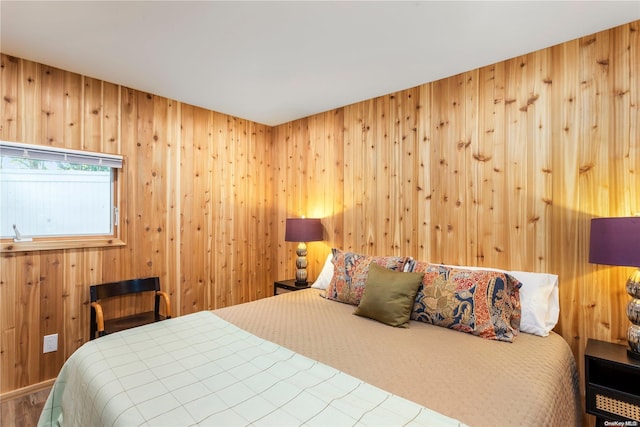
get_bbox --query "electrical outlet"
[43,334,58,353]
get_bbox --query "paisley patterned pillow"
[325,248,409,306]
[410,263,522,342]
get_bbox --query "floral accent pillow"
[410,263,522,342]
[325,248,410,306]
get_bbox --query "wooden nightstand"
[273,279,310,296]
[585,339,640,425]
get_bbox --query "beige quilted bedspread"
[215,289,581,427]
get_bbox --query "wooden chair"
[89,277,171,340]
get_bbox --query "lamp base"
[627,269,640,362]
[294,280,309,287]
[295,242,309,285]
[628,348,640,361]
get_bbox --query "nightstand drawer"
[585,339,640,423]
[587,384,640,421]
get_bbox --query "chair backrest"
[90,277,160,302]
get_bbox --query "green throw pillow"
[354,263,424,327]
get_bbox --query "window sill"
[1,237,126,253]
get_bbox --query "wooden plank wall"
[0,54,274,393]
[0,20,639,410]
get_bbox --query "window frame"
[0,141,126,253]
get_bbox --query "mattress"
[37,309,467,426]
[214,288,582,427]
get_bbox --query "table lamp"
[285,218,323,286]
[589,216,640,359]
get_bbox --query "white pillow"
[438,264,559,337]
[510,270,559,337]
[312,253,334,290]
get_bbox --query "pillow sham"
[509,270,559,337]
[325,248,409,305]
[354,263,424,327]
[404,260,558,337]
[410,263,521,342]
[311,253,334,290]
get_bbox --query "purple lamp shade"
[285,218,323,242]
[589,217,640,267]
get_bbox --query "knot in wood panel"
[473,153,492,162]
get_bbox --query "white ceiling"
[2,1,639,126]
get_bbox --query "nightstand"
[274,279,310,296]
[585,339,640,425]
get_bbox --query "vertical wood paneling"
[149,96,170,283]
[18,60,40,146]
[630,24,640,215]
[375,95,392,254]
[82,77,102,151]
[62,251,84,353]
[504,56,528,269]
[16,253,40,387]
[416,84,432,262]
[211,111,229,308]
[1,55,19,140]
[579,30,616,349]
[462,71,478,264]
[164,98,180,313]
[549,38,582,356]
[191,108,210,310]
[41,66,64,148]
[246,122,272,299]
[62,72,82,149]
[233,118,249,304]
[340,106,357,253]
[327,108,345,254]
[431,75,469,265]
[476,63,507,268]
[134,91,157,279]
[308,110,343,275]
[119,87,137,282]
[228,116,242,302]
[400,88,420,258]
[39,251,64,380]
[0,59,20,391]
[0,253,17,390]
[530,49,553,275]
[609,24,637,340]
[101,81,119,155]
[179,104,208,314]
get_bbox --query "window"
[0,141,123,249]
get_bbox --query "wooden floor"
[0,387,50,427]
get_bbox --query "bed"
[38,252,581,427]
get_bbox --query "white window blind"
[0,141,122,168]
[0,141,122,239]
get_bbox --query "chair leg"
[91,302,105,338]
[154,293,161,321]
[157,291,172,319]
[90,307,96,340]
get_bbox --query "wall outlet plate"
[43,334,58,353]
